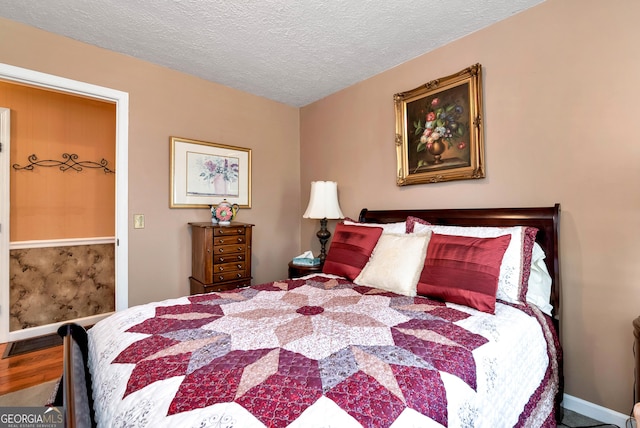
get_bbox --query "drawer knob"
[219,257,225,262]
[219,248,224,253]
[237,264,242,269]
[219,229,226,234]
[237,247,242,251]
[219,267,224,271]
[236,273,242,278]
[219,275,225,280]
[237,238,242,243]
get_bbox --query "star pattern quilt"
[88,275,559,427]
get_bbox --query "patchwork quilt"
[88,275,559,427]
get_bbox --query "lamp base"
[317,218,331,264]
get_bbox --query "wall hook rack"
[12,153,115,174]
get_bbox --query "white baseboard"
[563,393,633,427]
[7,313,112,342]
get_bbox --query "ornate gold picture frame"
[395,63,485,185]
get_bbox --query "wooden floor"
[0,342,63,395]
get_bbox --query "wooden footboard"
[55,323,96,428]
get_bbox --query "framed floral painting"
[170,136,251,208]
[394,63,485,185]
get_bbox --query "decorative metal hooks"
[12,153,115,174]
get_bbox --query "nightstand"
[288,261,323,279]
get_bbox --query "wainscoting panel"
[9,242,115,331]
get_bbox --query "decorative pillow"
[416,233,512,313]
[411,222,538,304]
[406,216,431,233]
[525,243,553,316]
[519,227,538,301]
[322,223,383,281]
[354,231,432,296]
[343,218,407,235]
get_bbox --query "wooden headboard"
[358,204,561,323]
[359,204,563,420]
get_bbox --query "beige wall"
[300,0,640,415]
[0,17,302,307]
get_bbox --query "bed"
[57,205,562,428]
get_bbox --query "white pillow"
[526,243,553,316]
[343,219,407,235]
[412,223,532,304]
[354,231,431,296]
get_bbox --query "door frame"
[0,63,128,342]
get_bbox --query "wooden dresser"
[189,221,253,294]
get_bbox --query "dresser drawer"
[190,277,250,294]
[213,253,245,264]
[214,227,245,237]
[214,243,246,255]
[214,260,246,273]
[213,235,246,246]
[213,270,247,283]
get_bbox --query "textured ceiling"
[0,0,544,107]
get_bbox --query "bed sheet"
[88,275,558,427]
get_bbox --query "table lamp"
[303,181,344,263]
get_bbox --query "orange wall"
[300,0,640,415]
[1,81,116,241]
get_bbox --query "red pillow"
[416,233,511,314]
[322,223,383,280]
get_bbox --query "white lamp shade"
[303,181,344,219]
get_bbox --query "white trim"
[9,236,116,250]
[7,313,112,342]
[0,62,129,342]
[0,108,10,343]
[10,237,116,250]
[114,86,129,313]
[0,64,125,103]
[563,393,632,427]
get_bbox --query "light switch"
[134,214,145,229]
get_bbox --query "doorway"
[0,63,129,343]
